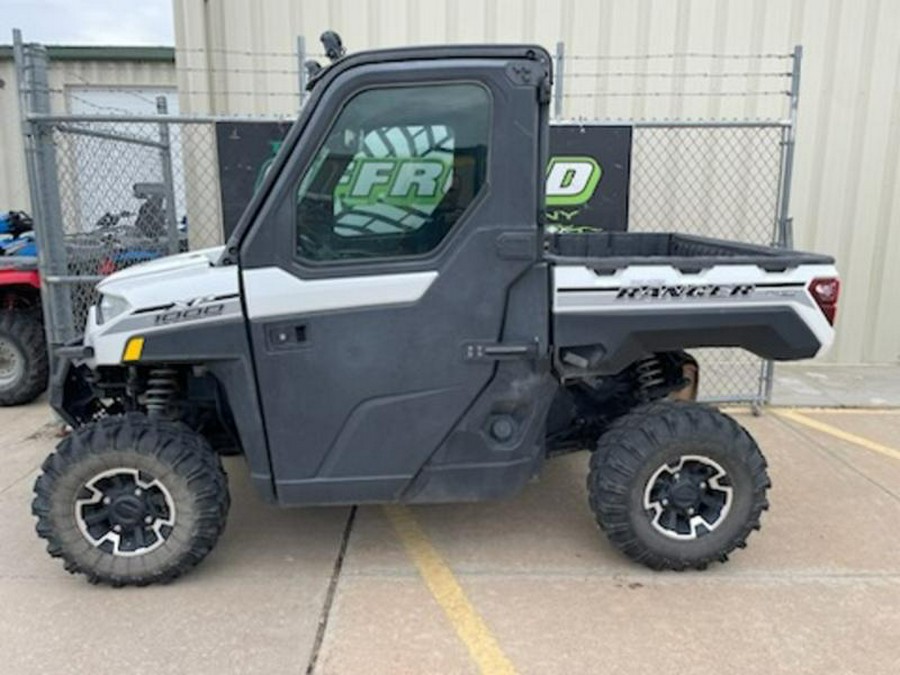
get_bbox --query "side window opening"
[295,84,490,262]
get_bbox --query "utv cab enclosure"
[34,38,839,586]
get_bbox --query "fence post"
[777,45,802,249]
[13,29,77,347]
[297,35,307,108]
[553,40,565,119]
[762,45,803,407]
[12,30,40,232]
[156,96,181,255]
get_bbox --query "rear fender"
[0,269,41,290]
[554,306,824,375]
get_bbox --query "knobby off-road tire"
[588,401,770,571]
[33,413,230,586]
[0,310,48,406]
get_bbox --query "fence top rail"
[25,113,297,124]
[552,118,791,129]
[28,113,792,129]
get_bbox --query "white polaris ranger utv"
[33,38,839,586]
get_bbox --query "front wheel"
[33,413,230,586]
[588,401,770,571]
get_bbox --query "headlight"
[97,294,130,325]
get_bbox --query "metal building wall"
[0,59,26,208]
[183,1,900,364]
[0,52,176,212]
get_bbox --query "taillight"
[808,277,840,325]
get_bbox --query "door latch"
[463,341,540,362]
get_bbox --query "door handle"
[266,322,307,351]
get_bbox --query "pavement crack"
[0,464,40,495]
[305,505,357,675]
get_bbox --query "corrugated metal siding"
[0,58,175,213]
[0,60,27,209]
[99,1,900,363]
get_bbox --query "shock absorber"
[145,367,179,419]
[635,355,665,401]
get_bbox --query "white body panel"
[96,247,231,297]
[552,262,839,354]
[242,267,438,320]
[85,247,239,366]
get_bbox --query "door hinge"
[538,71,552,104]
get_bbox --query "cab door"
[238,48,551,504]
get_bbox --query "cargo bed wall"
[551,260,837,388]
[546,232,832,273]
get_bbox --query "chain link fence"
[627,122,788,402]
[47,118,221,331]
[551,43,800,405]
[14,32,801,406]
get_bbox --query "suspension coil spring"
[145,368,179,419]
[635,356,666,400]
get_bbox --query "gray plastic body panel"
[554,306,823,376]
[133,318,276,501]
[237,46,552,506]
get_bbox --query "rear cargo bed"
[548,231,839,374]
[545,232,833,272]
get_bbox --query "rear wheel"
[33,413,230,586]
[588,401,770,570]
[0,310,48,406]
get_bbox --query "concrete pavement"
[0,398,898,674]
[772,363,900,407]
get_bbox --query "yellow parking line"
[384,505,517,675]
[721,406,900,416]
[775,409,900,461]
[785,407,900,415]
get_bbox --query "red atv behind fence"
[0,257,47,405]
[0,212,48,405]
[0,205,185,406]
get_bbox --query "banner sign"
[547,124,631,232]
[215,122,631,238]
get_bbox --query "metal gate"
[13,33,225,348]
[14,31,801,406]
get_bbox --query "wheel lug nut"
[144,516,153,524]
[661,498,669,506]
[687,507,695,515]
[102,497,111,505]
[113,524,122,533]
[700,481,707,489]
[134,488,142,496]
[673,473,680,480]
